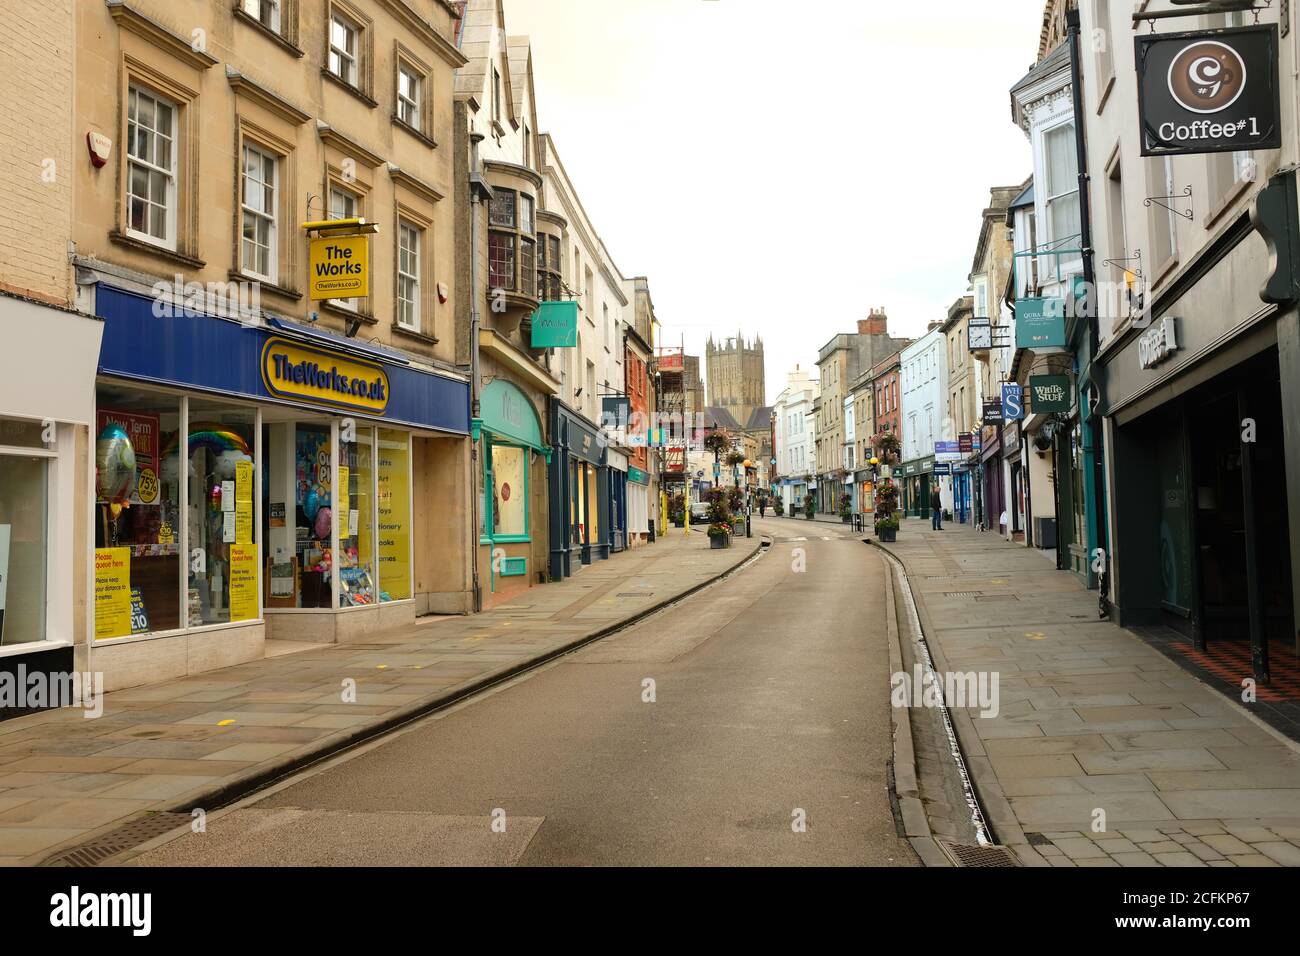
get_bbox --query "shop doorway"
[1186,349,1293,676]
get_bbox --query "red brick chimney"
[858,308,888,336]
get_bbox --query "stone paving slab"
[0,531,759,865]
[878,524,1300,867]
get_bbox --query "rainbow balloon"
[162,425,253,461]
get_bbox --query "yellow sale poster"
[377,430,411,600]
[94,547,132,639]
[228,544,258,622]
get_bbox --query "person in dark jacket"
[931,485,943,531]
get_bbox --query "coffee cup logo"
[1167,40,1246,114]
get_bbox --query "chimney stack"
[858,307,888,336]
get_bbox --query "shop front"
[475,379,550,607]
[1101,192,1300,677]
[855,469,874,515]
[548,399,609,578]
[981,424,1004,533]
[0,295,103,710]
[627,466,651,546]
[89,283,469,690]
[607,449,628,554]
[898,455,935,518]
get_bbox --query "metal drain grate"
[616,592,653,598]
[940,840,1020,867]
[975,594,1020,603]
[41,811,193,867]
[943,591,983,599]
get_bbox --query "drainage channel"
[38,538,773,867]
[871,543,998,855]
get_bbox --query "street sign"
[309,234,369,300]
[933,463,952,476]
[1136,25,1281,156]
[530,301,579,347]
[1015,297,1067,350]
[1029,375,1071,413]
[959,434,973,454]
[1003,382,1025,422]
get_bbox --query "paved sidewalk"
[878,524,1300,867]
[0,530,761,866]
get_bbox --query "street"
[128,520,918,866]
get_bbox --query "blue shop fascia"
[80,273,472,690]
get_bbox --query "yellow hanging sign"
[309,234,369,300]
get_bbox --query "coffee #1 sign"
[1136,25,1281,156]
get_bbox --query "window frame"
[482,441,531,544]
[125,84,179,251]
[396,220,422,331]
[328,10,359,88]
[239,142,279,282]
[242,0,281,32]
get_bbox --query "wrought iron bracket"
[1101,248,1143,279]
[1146,186,1194,221]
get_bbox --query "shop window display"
[376,429,411,601]
[338,428,376,607]
[94,388,181,637]
[489,444,527,539]
[187,403,257,626]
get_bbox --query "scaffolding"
[655,343,688,487]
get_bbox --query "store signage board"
[261,337,390,414]
[530,301,579,348]
[934,441,961,460]
[933,463,952,476]
[1138,316,1180,369]
[1136,25,1281,157]
[1003,383,1025,422]
[309,234,370,300]
[983,400,1005,425]
[1015,298,1067,350]
[1029,375,1071,413]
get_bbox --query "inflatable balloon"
[314,506,332,540]
[304,489,320,522]
[95,423,137,504]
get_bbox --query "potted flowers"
[839,493,853,523]
[705,487,733,548]
[803,492,816,520]
[669,493,686,527]
[875,479,900,542]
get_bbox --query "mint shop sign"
[1136,25,1281,156]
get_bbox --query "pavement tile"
[1138,841,1183,853]
[1053,837,1108,859]
[1151,851,1206,866]
[1186,843,1225,862]
[1201,833,1255,855]
[1110,851,1159,866]
[1225,853,1280,867]
[1252,841,1300,866]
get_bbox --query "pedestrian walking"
[759,496,767,518]
[931,486,943,531]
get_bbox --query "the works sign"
[261,338,390,414]
[1136,25,1280,156]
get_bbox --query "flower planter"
[879,526,898,543]
[709,533,731,549]
[841,515,851,524]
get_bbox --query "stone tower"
[705,332,766,424]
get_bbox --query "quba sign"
[261,338,390,413]
[1136,25,1281,156]
[309,234,370,300]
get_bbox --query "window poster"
[377,431,411,601]
[94,547,132,640]
[228,544,258,622]
[235,459,253,544]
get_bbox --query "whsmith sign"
[1136,25,1281,156]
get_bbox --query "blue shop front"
[88,282,471,690]
[548,398,611,578]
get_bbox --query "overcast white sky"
[504,0,1046,403]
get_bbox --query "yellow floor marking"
[217,719,236,726]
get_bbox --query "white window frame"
[1038,117,1082,280]
[397,64,422,131]
[397,221,421,330]
[126,85,178,251]
[242,0,281,33]
[329,11,359,87]
[328,185,360,312]
[240,143,278,282]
